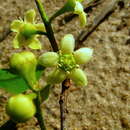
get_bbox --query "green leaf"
[40,84,51,102]
[0,69,29,94]
[0,67,45,94]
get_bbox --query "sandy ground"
[0,0,130,129]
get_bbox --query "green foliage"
[0,68,44,94]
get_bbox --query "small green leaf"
[40,84,51,102]
[0,67,44,94]
[0,69,29,94]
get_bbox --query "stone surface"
[0,0,130,129]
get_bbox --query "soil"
[0,0,130,130]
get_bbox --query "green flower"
[39,34,93,86]
[67,0,87,27]
[10,51,38,90]
[11,9,45,49]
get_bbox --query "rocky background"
[0,0,130,130]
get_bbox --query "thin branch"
[35,0,58,52]
[76,0,121,45]
[59,79,71,130]
[35,92,46,130]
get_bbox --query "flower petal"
[74,48,93,64]
[24,9,36,23]
[13,34,20,48]
[60,34,75,54]
[28,37,42,49]
[11,20,23,32]
[79,12,87,27]
[13,33,26,48]
[69,68,87,86]
[74,2,83,14]
[35,23,46,32]
[39,52,59,67]
[47,68,66,84]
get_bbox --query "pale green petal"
[69,68,87,86]
[74,2,84,14]
[60,34,75,54]
[74,48,93,64]
[11,20,23,32]
[47,68,66,84]
[39,52,59,67]
[13,34,21,48]
[79,12,87,27]
[28,37,42,49]
[24,9,36,23]
[35,23,46,32]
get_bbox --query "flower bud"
[69,68,87,86]
[10,51,37,89]
[74,48,93,64]
[39,52,59,67]
[47,68,66,84]
[6,94,36,122]
[60,34,75,54]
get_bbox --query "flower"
[10,51,38,89]
[11,9,45,49]
[6,94,36,122]
[67,0,87,27]
[39,34,93,86]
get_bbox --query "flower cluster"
[39,34,93,86]
[11,9,45,49]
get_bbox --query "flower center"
[58,54,76,72]
[21,23,37,38]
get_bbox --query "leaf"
[0,69,29,94]
[0,66,45,94]
[40,84,51,102]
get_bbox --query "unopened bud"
[39,52,59,67]
[60,34,75,54]
[10,51,37,89]
[69,68,87,86]
[74,48,93,64]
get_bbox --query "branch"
[35,0,58,52]
[35,92,46,130]
[76,0,121,45]
[59,79,71,130]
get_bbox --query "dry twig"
[76,0,121,46]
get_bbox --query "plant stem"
[35,92,46,130]
[59,79,70,130]
[35,0,58,52]
[49,2,74,22]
